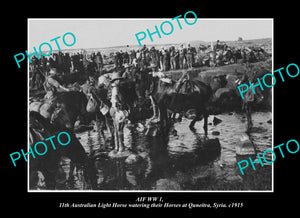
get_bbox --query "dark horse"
[150,71,213,135]
[50,91,89,130]
[31,67,45,90]
[29,111,94,189]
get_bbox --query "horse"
[58,71,87,86]
[31,67,45,90]
[29,111,93,190]
[86,76,140,153]
[50,91,89,130]
[149,71,213,135]
[30,91,88,130]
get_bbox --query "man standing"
[179,44,187,69]
[163,48,170,71]
[95,51,103,72]
[122,64,134,81]
[186,43,195,69]
[109,71,127,154]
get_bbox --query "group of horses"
[28,64,265,189]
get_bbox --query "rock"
[125,154,142,164]
[155,179,181,190]
[212,131,220,136]
[235,134,256,156]
[108,149,132,158]
[191,165,213,183]
[213,117,222,125]
[267,119,272,124]
[225,175,243,183]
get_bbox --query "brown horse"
[30,91,89,130]
[150,71,213,135]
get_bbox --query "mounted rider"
[43,68,70,102]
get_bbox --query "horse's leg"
[117,122,125,153]
[203,110,209,135]
[105,115,113,137]
[159,103,170,135]
[67,160,75,188]
[113,121,119,151]
[189,111,203,131]
[171,112,176,121]
[96,113,106,149]
[245,103,253,131]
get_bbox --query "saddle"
[178,80,201,94]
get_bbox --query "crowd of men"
[29,50,103,77]
[29,40,269,92]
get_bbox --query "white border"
[27,18,274,193]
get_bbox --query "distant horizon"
[28,19,272,53]
[29,37,272,56]
[87,37,272,50]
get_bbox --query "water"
[54,112,272,191]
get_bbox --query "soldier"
[163,48,170,71]
[123,51,129,64]
[129,50,136,65]
[179,44,187,69]
[43,68,70,102]
[186,44,195,69]
[122,64,134,81]
[56,51,64,73]
[214,40,221,51]
[159,48,164,71]
[86,57,98,80]
[170,47,176,70]
[95,51,103,72]
[114,51,121,68]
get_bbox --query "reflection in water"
[35,112,271,190]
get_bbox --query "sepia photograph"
[27,18,273,191]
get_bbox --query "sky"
[28,19,273,52]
